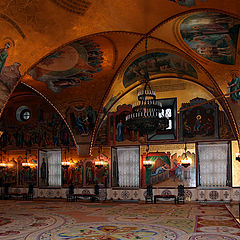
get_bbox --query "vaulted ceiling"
[0,0,240,154]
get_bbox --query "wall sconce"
[0,149,6,169]
[62,149,71,168]
[0,162,7,169]
[143,144,154,168]
[61,161,70,168]
[95,145,108,168]
[181,143,192,168]
[143,159,154,168]
[22,162,31,168]
[22,162,37,169]
[95,160,104,168]
[236,153,240,162]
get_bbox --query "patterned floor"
[0,200,239,239]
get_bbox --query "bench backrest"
[147,185,153,196]
[177,184,184,196]
[69,184,74,194]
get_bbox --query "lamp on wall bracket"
[62,149,70,168]
[0,148,6,169]
[125,35,169,135]
[95,145,104,168]
[22,149,30,168]
[236,152,240,162]
[143,144,154,168]
[181,143,192,168]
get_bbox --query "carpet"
[0,200,239,239]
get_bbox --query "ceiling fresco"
[0,41,21,112]
[0,0,239,154]
[180,12,240,64]
[29,39,103,93]
[123,51,198,88]
[168,0,208,8]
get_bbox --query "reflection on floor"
[0,200,239,239]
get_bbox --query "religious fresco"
[180,12,240,64]
[0,150,38,187]
[168,0,207,7]
[0,42,21,93]
[60,147,110,187]
[62,161,84,187]
[107,104,145,146]
[228,73,240,103]
[0,42,22,112]
[0,156,17,186]
[94,154,109,187]
[103,91,122,114]
[180,97,234,141]
[29,39,103,93]
[0,108,74,149]
[85,161,95,185]
[180,98,219,141]
[19,153,38,186]
[85,159,109,187]
[102,79,220,146]
[141,144,196,187]
[0,89,75,149]
[123,52,197,88]
[226,73,240,135]
[65,105,97,137]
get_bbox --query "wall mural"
[107,104,145,146]
[84,160,109,186]
[228,73,240,103]
[103,91,122,114]
[19,153,38,187]
[180,97,219,141]
[29,39,103,93]
[180,97,234,141]
[0,108,74,148]
[0,42,21,92]
[0,151,38,187]
[66,105,97,137]
[0,42,21,113]
[141,144,196,187]
[180,12,240,65]
[168,0,207,7]
[227,73,240,135]
[62,160,84,187]
[123,52,197,88]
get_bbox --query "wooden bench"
[5,192,28,200]
[67,193,98,202]
[154,194,177,204]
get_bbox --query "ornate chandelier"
[125,36,169,135]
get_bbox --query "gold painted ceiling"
[0,0,240,154]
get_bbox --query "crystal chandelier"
[125,36,169,135]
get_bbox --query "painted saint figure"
[0,43,10,73]
[174,164,184,182]
[228,73,240,103]
[194,115,202,133]
[40,158,47,185]
[117,120,124,141]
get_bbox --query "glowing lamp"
[22,162,31,168]
[62,162,71,168]
[95,160,105,168]
[181,156,192,168]
[143,160,154,168]
[0,162,7,168]
[236,153,240,162]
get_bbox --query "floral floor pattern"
[0,200,239,239]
